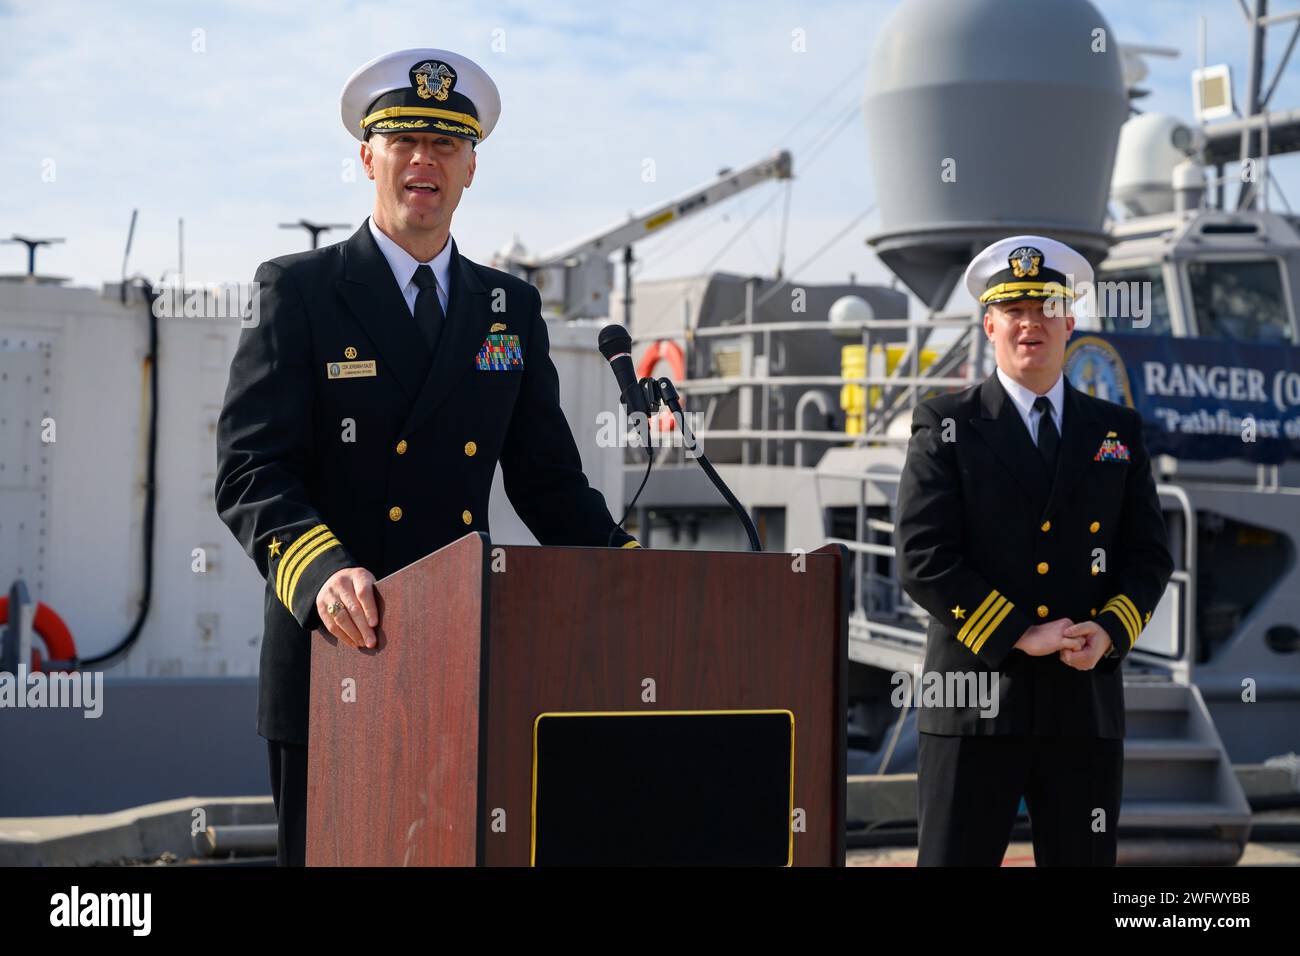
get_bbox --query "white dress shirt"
[367,215,451,316]
[996,366,1064,446]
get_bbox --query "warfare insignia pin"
[1009,246,1043,279]
[489,322,507,333]
[411,60,456,102]
[344,346,358,359]
[1106,430,1117,438]
[476,333,523,371]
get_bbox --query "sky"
[2,0,1298,313]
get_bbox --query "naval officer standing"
[895,235,1173,865]
[215,48,640,866]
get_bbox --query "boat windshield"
[1096,264,1173,336]
[1186,259,1294,343]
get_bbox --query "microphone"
[597,327,762,552]
[598,324,652,453]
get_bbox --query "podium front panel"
[483,545,845,866]
[531,709,794,866]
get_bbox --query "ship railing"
[816,467,927,669]
[1156,482,1198,682]
[630,313,985,468]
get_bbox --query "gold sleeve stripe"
[964,596,1007,648]
[1104,596,1140,643]
[276,524,332,604]
[958,590,1003,646]
[621,540,643,549]
[284,538,342,612]
[1115,594,1142,634]
[1101,598,1139,648]
[1100,600,1135,640]
[970,599,1015,654]
[1113,595,1142,649]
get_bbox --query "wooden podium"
[306,533,847,866]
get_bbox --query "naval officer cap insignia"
[963,234,1094,307]
[340,48,501,145]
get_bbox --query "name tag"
[326,360,377,379]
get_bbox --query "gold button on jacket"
[1036,562,1049,575]
[1090,521,1101,533]
[464,441,477,456]
[389,506,403,522]
[462,509,473,525]
[1036,605,1049,618]
[395,439,408,455]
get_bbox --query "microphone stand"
[639,375,762,553]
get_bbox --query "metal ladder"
[1118,680,1253,863]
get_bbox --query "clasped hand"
[1014,617,1112,670]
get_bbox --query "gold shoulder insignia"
[268,537,282,558]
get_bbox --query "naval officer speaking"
[895,235,1173,866]
[215,48,640,866]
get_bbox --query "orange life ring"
[0,597,78,671]
[636,340,687,431]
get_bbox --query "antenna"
[3,235,65,276]
[1231,0,1300,209]
[1239,0,1267,204]
[121,209,138,297]
[278,219,351,250]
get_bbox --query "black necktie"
[1034,395,1060,473]
[412,264,445,355]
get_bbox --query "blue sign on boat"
[1064,331,1300,463]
